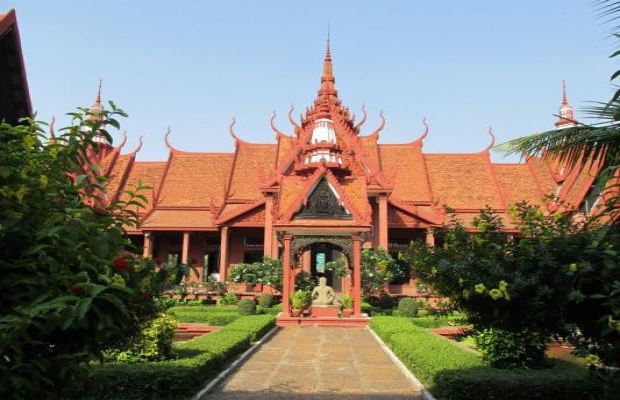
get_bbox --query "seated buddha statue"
[311,277,336,306]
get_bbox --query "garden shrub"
[397,297,419,317]
[104,312,177,363]
[474,328,549,368]
[410,315,464,329]
[375,293,395,309]
[257,293,274,308]
[69,315,276,399]
[169,306,240,325]
[220,293,239,305]
[238,299,257,316]
[371,317,598,400]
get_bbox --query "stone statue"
[311,276,336,306]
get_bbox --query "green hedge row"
[371,317,599,400]
[169,306,241,325]
[69,315,276,400]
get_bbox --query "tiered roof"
[99,42,600,232]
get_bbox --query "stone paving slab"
[197,326,423,399]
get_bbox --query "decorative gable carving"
[294,178,352,220]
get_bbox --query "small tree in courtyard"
[403,203,582,368]
[361,248,408,298]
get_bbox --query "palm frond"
[497,123,620,170]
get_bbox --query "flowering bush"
[228,257,283,292]
[361,248,407,297]
[0,106,166,398]
[403,203,578,367]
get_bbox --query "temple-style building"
[0,9,31,124]
[82,42,601,317]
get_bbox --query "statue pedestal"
[309,306,341,318]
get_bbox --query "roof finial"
[89,79,105,124]
[96,79,102,103]
[555,80,576,129]
[562,79,567,105]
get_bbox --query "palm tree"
[499,1,620,173]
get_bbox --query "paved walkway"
[198,326,423,399]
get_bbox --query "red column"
[143,232,152,258]
[353,235,363,317]
[264,195,274,258]
[425,228,435,247]
[181,232,190,264]
[378,194,388,250]
[282,234,292,317]
[218,227,229,283]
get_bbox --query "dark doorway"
[310,243,343,292]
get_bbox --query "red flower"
[112,257,129,270]
[142,292,153,301]
[69,285,84,296]
[155,259,162,265]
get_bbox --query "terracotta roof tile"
[360,136,380,169]
[106,154,133,201]
[526,157,557,195]
[424,154,503,210]
[159,153,233,207]
[277,176,305,216]
[141,209,215,229]
[563,161,599,208]
[340,177,370,219]
[493,164,545,207]
[228,144,277,200]
[380,144,432,201]
[276,137,294,169]
[119,162,167,213]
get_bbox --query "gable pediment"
[294,177,352,220]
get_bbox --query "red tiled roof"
[379,144,432,202]
[526,157,558,196]
[424,153,503,210]
[227,144,277,200]
[121,162,167,213]
[106,154,134,202]
[158,153,234,207]
[141,209,216,230]
[492,164,545,207]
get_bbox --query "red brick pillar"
[264,195,274,258]
[218,227,229,283]
[282,234,293,317]
[181,232,190,264]
[378,194,388,250]
[353,235,363,318]
[425,228,435,247]
[143,232,152,258]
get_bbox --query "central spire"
[321,39,335,91]
[314,39,339,118]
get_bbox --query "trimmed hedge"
[69,315,276,400]
[371,317,599,400]
[169,306,240,326]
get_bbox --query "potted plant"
[340,294,354,317]
[290,290,309,317]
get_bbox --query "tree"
[0,105,162,399]
[497,0,620,371]
[361,248,407,298]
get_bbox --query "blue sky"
[5,1,616,161]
